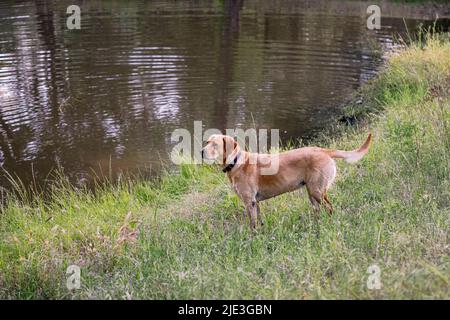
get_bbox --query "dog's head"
[201,134,239,165]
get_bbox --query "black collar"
[222,153,240,173]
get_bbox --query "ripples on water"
[0,0,448,188]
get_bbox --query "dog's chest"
[231,179,239,193]
[230,175,252,197]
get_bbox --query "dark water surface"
[0,0,448,189]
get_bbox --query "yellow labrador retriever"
[201,133,372,229]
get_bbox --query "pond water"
[0,0,448,189]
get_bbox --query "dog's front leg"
[245,199,258,230]
[256,202,263,226]
[235,183,258,230]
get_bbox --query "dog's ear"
[222,136,237,164]
[222,137,228,164]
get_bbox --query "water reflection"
[0,0,448,189]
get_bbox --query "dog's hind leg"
[306,186,332,215]
[306,164,335,215]
[306,187,321,212]
[323,193,333,215]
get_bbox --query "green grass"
[0,33,449,299]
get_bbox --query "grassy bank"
[0,34,449,299]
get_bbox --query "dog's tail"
[326,133,372,164]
